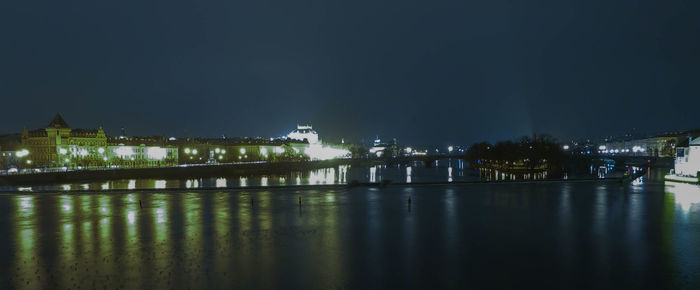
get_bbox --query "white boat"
[666,136,700,184]
[665,173,699,184]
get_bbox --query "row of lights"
[16,145,172,166]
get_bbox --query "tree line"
[465,134,564,176]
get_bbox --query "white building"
[287,125,319,144]
[674,137,700,177]
[107,144,179,166]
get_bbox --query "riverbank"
[0,159,380,186]
[0,176,626,194]
[0,156,646,190]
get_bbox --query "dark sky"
[1,0,699,147]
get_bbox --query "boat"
[665,173,700,184]
[665,137,700,184]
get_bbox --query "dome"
[288,125,319,144]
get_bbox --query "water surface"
[1,168,699,289]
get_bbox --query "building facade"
[674,137,700,177]
[21,114,107,167]
[287,125,319,144]
[600,135,678,157]
[105,144,179,167]
[18,115,179,168]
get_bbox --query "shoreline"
[0,177,627,194]
[0,159,378,186]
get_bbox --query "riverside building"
[17,114,178,168]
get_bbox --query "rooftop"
[47,114,70,129]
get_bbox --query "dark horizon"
[2,1,699,146]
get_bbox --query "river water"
[1,166,699,289]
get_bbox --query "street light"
[448,146,454,153]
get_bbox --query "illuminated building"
[369,138,399,158]
[11,117,349,169]
[20,114,107,167]
[174,138,317,164]
[287,125,319,144]
[104,145,179,167]
[599,134,679,157]
[673,137,700,178]
[17,115,179,168]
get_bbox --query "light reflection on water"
[665,181,700,214]
[2,169,700,288]
[2,160,633,193]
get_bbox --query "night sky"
[1,0,699,146]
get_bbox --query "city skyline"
[2,113,698,149]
